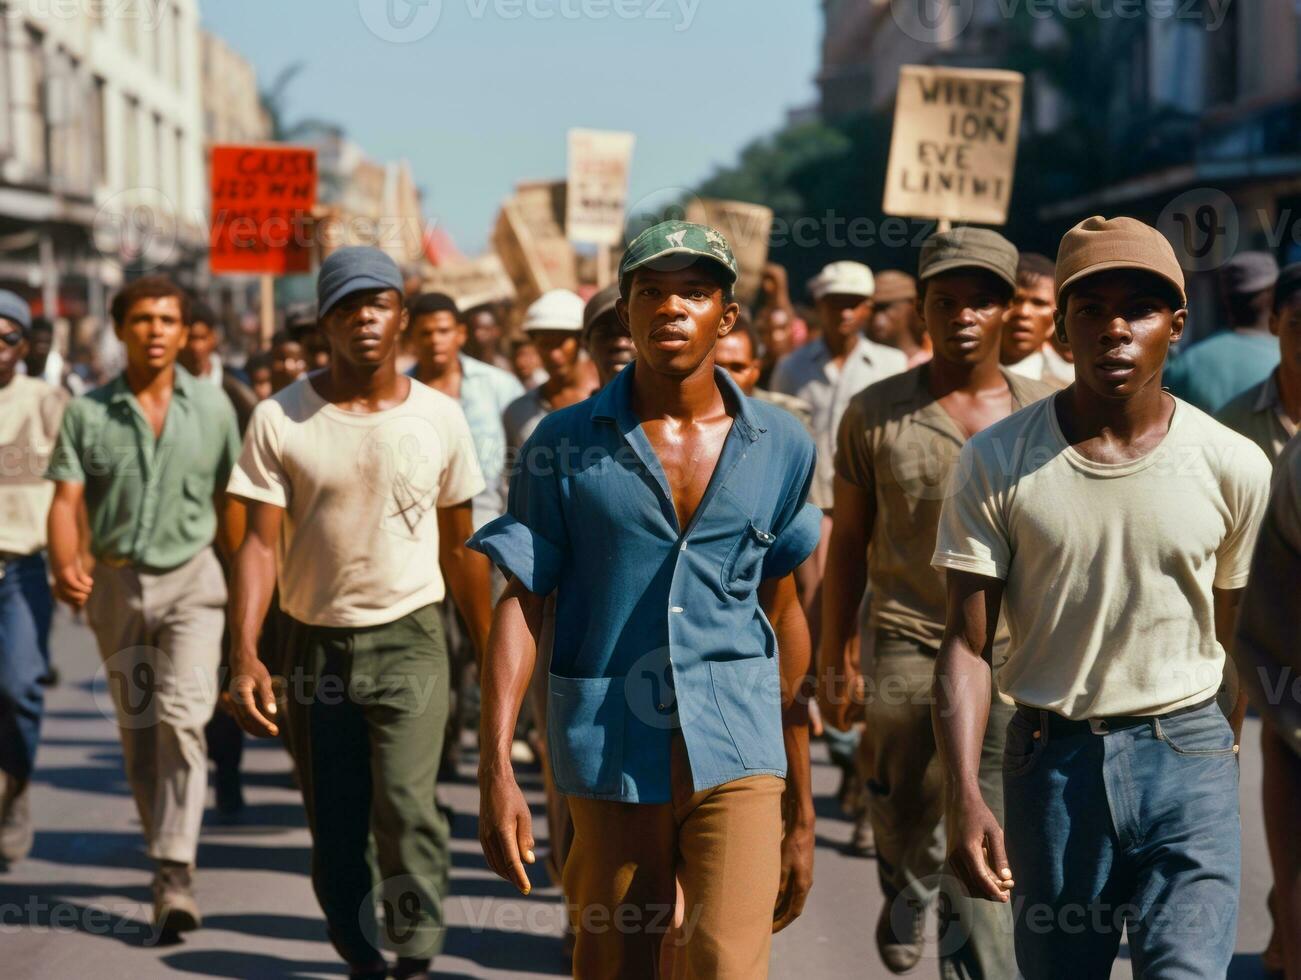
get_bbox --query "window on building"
[171,3,183,87]
[22,25,49,178]
[124,95,141,188]
[152,111,165,198]
[91,76,107,187]
[1203,0,1239,106]
[174,127,186,211]
[0,8,11,160]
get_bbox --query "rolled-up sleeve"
[467,424,569,596]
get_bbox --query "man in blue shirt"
[470,220,821,978]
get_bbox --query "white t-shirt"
[229,376,485,627]
[0,375,66,554]
[932,394,1271,719]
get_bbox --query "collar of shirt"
[107,364,194,408]
[1255,369,1299,439]
[896,364,1047,443]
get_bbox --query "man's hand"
[479,765,536,895]
[228,655,279,738]
[773,816,814,932]
[53,560,94,608]
[948,792,1014,903]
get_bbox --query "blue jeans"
[1002,700,1240,979]
[0,552,53,783]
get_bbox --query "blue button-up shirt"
[468,363,821,803]
[409,354,524,530]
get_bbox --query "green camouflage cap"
[619,220,739,292]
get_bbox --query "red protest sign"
[209,145,317,275]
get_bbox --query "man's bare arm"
[762,572,815,932]
[933,568,1013,903]
[226,498,283,738]
[437,501,494,665]
[478,576,546,895]
[48,480,93,607]
[1213,586,1247,744]
[817,475,875,730]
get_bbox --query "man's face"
[26,328,52,361]
[1064,270,1185,399]
[511,341,543,384]
[411,311,464,373]
[0,319,27,386]
[180,320,219,376]
[585,312,635,386]
[713,331,760,395]
[759,309,793,361]
[866,299,916,348]
[617,265,739,377]
[250,365,273,400]
[530,330,582,383]
[271,340,306,391]
[467,310,503,356]
[1270,294,1301,377]
[817,293,872,344]
[320,288,407,369]
[116,296,188,373]
[293,325,331,370]
[920,271,1009,367]
[1002,275,1056,363]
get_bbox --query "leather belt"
[1014,695,1219,736]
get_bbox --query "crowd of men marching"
[0,211,1298,980]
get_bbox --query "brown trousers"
[563,737,784,980]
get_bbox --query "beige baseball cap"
[1054,216,1186,307]
[809,261,875,300]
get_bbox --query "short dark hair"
[111,276,190,329]
[407,292,460,320]
[1016,253,1056,288]
[28,317,53,335]
[269,330,297,350]
[188,299,219,330]
[620,258,735,305]
[510,337,537,355]
[246,351,273,373]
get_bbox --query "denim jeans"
[0,552,53,783]
[1003,700,1241,979]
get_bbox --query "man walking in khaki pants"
[45,276,244,934]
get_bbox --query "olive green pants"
[864,631,1016,980]
[282,603,450,968]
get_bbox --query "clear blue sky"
[200,0,822,255]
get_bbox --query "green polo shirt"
[45,366,241,569]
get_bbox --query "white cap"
[522,289,585,334]
[808,261,875,301]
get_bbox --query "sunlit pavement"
[0,608,1273,979]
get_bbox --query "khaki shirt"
[836,364,1053,650]
[0,376,66,555]
[1215,370,1297,465]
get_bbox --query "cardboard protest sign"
[493,181,578,308]
[422,253,516,311]
[209,145,317,274]
[882,66,1024,226]
[685,198,773,305]
[566,128,635,246]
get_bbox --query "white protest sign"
[883,66,1024,226]
[566,129,636,246]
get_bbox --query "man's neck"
[319,358,404,407]
[823,330,857,363]
[124,361,175,401]
[631,359,724,424]
[25,355,47,377]
[1278,364,1301,423]
[182,358,211,379]
[1062,374,1169,444]
[894,331,921,359]
[1232,320,1272,337]
[927,351,1005,398]
[0,372,15,390]
[416,355,461,387]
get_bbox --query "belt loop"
[1036,708,1050,745]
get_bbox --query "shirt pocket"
[720,521,777,598]
[181,471,211,525]
[708,658,786,771]
[547,673,626,796]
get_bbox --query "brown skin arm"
[48,481,94,608]
[932,569,1015,903]
[437,501,494,664]
[478,576,546,895]
[214,492,246,566]
[226,498,283,738]
[817,475,876,731]
[762,572,815,932]
[1213,586,1248,745]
